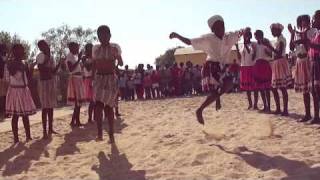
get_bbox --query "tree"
[0,31,31,60]
[155,46,183,67]
[40,24,97,61]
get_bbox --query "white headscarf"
[207,15,224,29]
[270,23,284,31]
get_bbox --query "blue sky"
[0,0,320,68]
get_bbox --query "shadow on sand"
[211,144,320,180]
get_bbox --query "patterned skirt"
[294,58,311,93]
[83,77,93,101]
[93,74,118,108]
[253,59,272,90]
[309,60,320,90]
[38,78,57,108]
[240,66,256,91]
[6,86,36,116]
[67,75,86,105]
[271,58,293,88]
[201,61,221,92]
[0,79,8,97]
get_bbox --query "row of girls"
[1,25,122,144]
[239,10,320,124]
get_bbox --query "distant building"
[173,44,244,66]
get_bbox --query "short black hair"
[97,25,110,35]
[255,30,264,37]
[37,40,47,48]
[68,42,78,49]
[12,44,24,57]
[297,15,310,29]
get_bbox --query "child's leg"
[22,115,32,141]
[266,89,271,111]
[280,87,289,116]
[301,93,311,121]
[105,105,115,143]
[311,88,320,123]
[70,107,76,126]
[95,101,104,140]
[246,91,253,109]
[42,109,48,138]
[253,91,259,110]
[48,108,57,134]
[75,105,82,126]
[88,101,95,122]
[260,90,267,111]
[11,115,19,143]
[272,89,281,114]
[197,89,220,124]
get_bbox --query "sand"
[1,90,320,180]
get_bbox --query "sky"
[1,0,320,68]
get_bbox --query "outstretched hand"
[169,32,178,39]
[288,24,294,35]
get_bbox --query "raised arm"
[235,43,241,60]
[169,32,191,45]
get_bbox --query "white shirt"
[240,43,255,67]
[4,64,28,86]
[36,52,55,68]
[191,31,240,63]
[83,58,93,77]
[66,53,82,75]
[92,43,122,60]
[254,42,271,61]
[273,34,286,58]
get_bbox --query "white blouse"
[191,31,241,64]
[240,43,255,67]
[66,53,82,75]
[273,34,287,58]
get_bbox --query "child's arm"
[169,32,191,45]
[52,60,62,74]
[235,44,241,60]
[288,24,296,51]
[252,43,257,61]
[67,52,82,72]
[263,41,284,57]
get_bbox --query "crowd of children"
[0,9,320,144]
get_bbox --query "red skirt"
[83,77,93,101]
[253,59,272,90]
[240,66,256,91]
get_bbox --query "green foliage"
[0,31,31,60]
[155,46,183,67]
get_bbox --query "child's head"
[297,15,311,30]
[208,15,225,38]
[270,23,284,37]
[84,43,93,57]
[312,10,320,29]
[243,27,252,43]
[0,44,7,56]
[68,42,79,55]
[37,40,50,55]
[97,25,111,45]
[125,65,129,70]
[254,30,264,42]
[12,44,25,61]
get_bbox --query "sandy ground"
[1,90,320,180]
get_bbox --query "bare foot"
[196,109,204,125]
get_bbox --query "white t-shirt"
[4,64,28,86]
[83,58,93,77]
[191,31,241,64]
[66,53,82,75]
[254,42,271,61]
[240,43,255,67]
[92,43,122,61]
[273,34,287,58]
[36,52,55,68]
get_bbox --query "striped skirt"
[83,77,93,101]
[240,66,256,91]
[294,58,311,93]
[201,61,221,92]
[271,58,293,88]
[67,75,86,105]
[253,59,272,90]
[93,74,118,108]
[6,86,36,116]
[38,78,57,108]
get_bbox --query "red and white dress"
[309,28,320,90]
[240,43,256,91]
[271,35,292,88]
[66,53,85,105]
[5,64,36,116]
[253,42,272,90]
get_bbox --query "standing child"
[301,10,320,124]
[263,23,291,116]
[92,25,123,143]
[151,66,161,98]
[127,76,135,100]
[66,42,85,127]
[36,40,61,139]
[6,44,36,144]
[143,73,152,99]
[288,15,314,122]
[170,15,244,124]
[253,30,273,112]
[235,28,259,110]
[82,43,95,123]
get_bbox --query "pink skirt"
[271,58,293,88]
[240,66,256,91]
[253,59,272,90]
[6,86,36,116]
[38,78,57,108]
[67,75,86,105]
[83,77,93,101]
[294,58,311,93]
